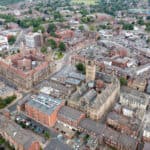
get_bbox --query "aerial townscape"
[0,0,150,150]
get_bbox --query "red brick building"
[0,50,55,89]
[106,111,140,137]
[54,106,85,138]
[109,49,127,57]
[71,55,105,70]
[56,29,74,40]
[57,106,85,127]
[103,127,138,150]
[0,115,41,150]
[112,58,129,69]
[25,93,64,127]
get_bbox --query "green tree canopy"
[59,42,66,51]
[76,63,85,74]
[145,22,150,32]
[8,36,16,45]
[119,77,127,86]
[41,46,47,53]
[47,23,57,35]
[47,39,57,49]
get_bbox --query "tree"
[79,25,84,31]
[47,23,57,34]
[53,11,64,21]
[123,23,134,30]
[18,18,43,28]
[44,131,50,140]
[81,16,93,24]
[28,8,32,14]
[146,37,150,44]
[33,26,45,33]
[92,0,139,16]
[76,63,85,74]
[119,77,127,86]
[83,134,90,143]
[80,9,89,16]
[41,46,47,53]
[137,18,144,25]
[8,36,16,45]
[59,42,66,51]
[145,23,150,32]
[0,14,16,23]
[47,39,57,49]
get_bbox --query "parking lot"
[15,113,58,140]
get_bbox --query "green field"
[72,0,97,5]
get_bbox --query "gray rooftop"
[120,93,149,106]
[26,93,62,115]
[103,127,137,150]
[0,86,14,96]
[0,115,38,149]
[81,89,97,104]
[107,111,140,132]
[70,84,88,101]
[68,72,85,81]
[79,118,105,136]
[58,106,84,122]
[65,78,81,85]
[44,139,72,150]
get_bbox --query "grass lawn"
[0,95,16,109]
[54,51,64,60]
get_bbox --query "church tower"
[85,59,96,82]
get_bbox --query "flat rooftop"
[58,106,84,122]
[26,93,62,115]
[65,78,81,85]
[79,118,105,136]
[44,139,71,150]
[68,72,85,81]
[0,86,14,96]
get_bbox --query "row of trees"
[117,20,134,30]
[41,40,66,54]
[0,14,45,31]
[48,39,66,51]
[136,18,150,32]
[90,0,139,16]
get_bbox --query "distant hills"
[0,0,24,6]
